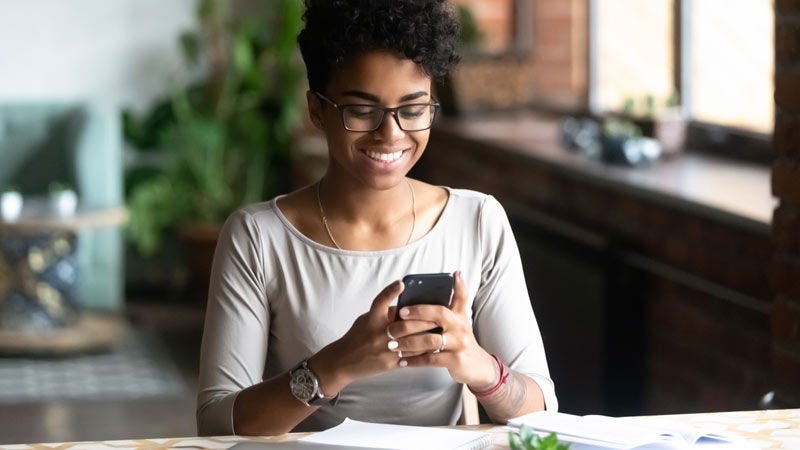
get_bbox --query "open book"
[508,412,747,449]
[297,418,492,449]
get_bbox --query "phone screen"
[395,273,453,331]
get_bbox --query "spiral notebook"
[297,418,493,449]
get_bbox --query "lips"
[362,149,405,162]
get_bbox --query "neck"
[318,174,412,224]
[316,174,416,250]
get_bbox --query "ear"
[306,90,324,130]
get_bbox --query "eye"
[346,106,380,118]
[399,105,427,119]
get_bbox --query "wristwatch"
[289,360,338,406]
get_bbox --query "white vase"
[1,191,24,220]
[51,189,78,217]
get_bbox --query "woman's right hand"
[307,279,436,396]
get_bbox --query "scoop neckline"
[272,186,454,256]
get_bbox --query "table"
[0,201,127,353]
[5,409,799,449]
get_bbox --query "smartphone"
[395,273,454,332]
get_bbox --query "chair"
[459,385,481,425]
[0,102,124,311]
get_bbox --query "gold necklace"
[316,178,416,250]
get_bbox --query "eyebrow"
[340,90,429,103]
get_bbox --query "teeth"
[365,150,403,162]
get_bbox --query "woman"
[197,0,557,436]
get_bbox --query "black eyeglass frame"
[313,91,440,132]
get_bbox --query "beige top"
[196,188,557,435]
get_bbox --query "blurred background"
[0,0,796,445]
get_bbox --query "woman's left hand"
[392,271,499,389]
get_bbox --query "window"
[591,0,774,137]
[688,0,773,134]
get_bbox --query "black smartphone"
[395,273,454,332]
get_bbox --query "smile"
[363,149,405,162]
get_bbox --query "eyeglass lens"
[342,104,436,131]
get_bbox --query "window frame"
[588,0,774,165]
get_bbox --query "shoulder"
[441,187,505,218]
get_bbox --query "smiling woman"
[196,0,557,437]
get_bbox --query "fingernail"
[395,280,404,289]
[387,340,399,350]
[399,308,409,318]
[399,359,408,368]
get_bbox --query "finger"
[397,303,448,324]
[396,332,446,354]
[391,319,440,338]
[402,351,446,368]
[449,270,468,316]
[387,306,398,322]
[370,280,404,319]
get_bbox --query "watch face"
[290,367,318,402]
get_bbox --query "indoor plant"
[124,0,305,257]
[621,92,686,157]
[509,428,570,450]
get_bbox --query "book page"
[298,418,492,450]
[510,412,744,449]
[510,412,679,448]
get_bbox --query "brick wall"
[771,0,800,406]
[447,0,588,113]
[531,0,588,110]
[453,0,514,53]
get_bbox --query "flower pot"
[631,108,687,158]
[177,223,221,305]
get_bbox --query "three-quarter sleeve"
[472,196,558,411]
[196,209,270,435]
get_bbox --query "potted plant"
[509,428,570,450]
[621,92,686,158]
[0,186,23,221]
[123,0,305,299]
[600,117,663,165]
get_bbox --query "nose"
[374,110,405,140]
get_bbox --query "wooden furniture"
[413,113,773,415]
[7,409,800,449]
[0,201,127,353]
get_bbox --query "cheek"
[324,129,364,163]
[411,132,430,154]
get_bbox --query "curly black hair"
[297,0,460,92]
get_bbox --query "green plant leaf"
[122,0,304,255]
[508,430,571,450]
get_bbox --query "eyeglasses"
[314,91,440,132]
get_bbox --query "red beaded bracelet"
[469,354,509,398]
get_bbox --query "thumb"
[450,271,468,315]
[369,279,404,318]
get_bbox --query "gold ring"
[385,325,396,340]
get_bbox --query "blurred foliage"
[621,90,681,118]
[457,3,484,52]
[509,428,571,450]
[123,0,305,256]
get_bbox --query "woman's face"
[309,51,434,191]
